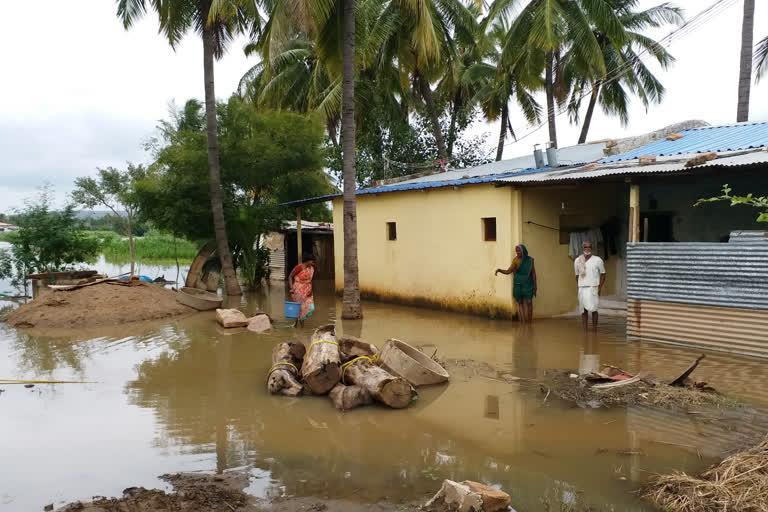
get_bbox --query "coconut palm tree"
[116,0,260,296]
[490,0,627,148]
[563,1,682,143]
[247,0,363,317]
[737,0,755,122]
[340,0,361,319]
[464,19,543,160]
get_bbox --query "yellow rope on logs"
[306,339,339,355]
[341,356,375,384]
[265,362,299,381]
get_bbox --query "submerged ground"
[2,279,767,511]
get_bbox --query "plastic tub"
[284,301,301,319]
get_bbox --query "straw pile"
[642,437,768,511]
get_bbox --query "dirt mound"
[56,472,421,512]
[6,282,195,329]
[58,473,253,512]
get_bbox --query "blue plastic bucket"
[284,301,301,319]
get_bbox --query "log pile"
[265,324,429,411]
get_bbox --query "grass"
[0,229,198,266]
[642,436,768,511]
[97,231,199,265]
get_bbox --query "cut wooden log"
[666,133,683,141]
[342,357,415,409]
[670,354,706,387]
[267,342,306,397]
[329,383,372,410]
[338,335,379,363]
[301,324,341,395]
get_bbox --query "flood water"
[2,277,768,511]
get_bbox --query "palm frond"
[755,35,768,83]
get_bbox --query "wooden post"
[297,206,303,263]
[629,184,640,243]
[643,217,649,242]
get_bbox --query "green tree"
[464,18,543,161]
[72,164,146,278]
[116,0,261,296]
[0,188,100,295]
[696,184,768,224]
[136,96,333,288]
[737,0,755,122]
[489,0,628,148]
[563,1,682,144]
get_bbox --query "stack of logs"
[267,324,416,410]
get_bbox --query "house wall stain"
[333,185,519,319]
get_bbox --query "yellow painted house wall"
[332,184,522,318]
[520,183,624,317]
[332,181,625,319]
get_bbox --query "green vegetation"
[133,97,332,288]
[697,184,768,223]
[0,188,101,294]
[96,232,198,265]
[73,164,146,276]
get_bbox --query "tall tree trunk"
[545,51,558,148]
[341,0,361,320]
[203,24,241,296]
[578,82,600,144]
[737,0,755,122]
[447,90,462,157]
[496,103,508,161]
[127,216,135,278]
[416,69,448,160]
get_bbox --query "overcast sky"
[1,0,766,211]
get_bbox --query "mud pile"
[6,282,195,329]
[58,473,252,512]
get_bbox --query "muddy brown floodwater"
[2,281,768,511]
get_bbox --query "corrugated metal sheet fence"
[626,243,768,358]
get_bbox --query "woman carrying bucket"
[288,253,316,327]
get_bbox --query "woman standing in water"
[495,245,537,322]
[289,253,316,327]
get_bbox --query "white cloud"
[0,0,766,211]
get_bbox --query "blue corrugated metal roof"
[279,165,558,205]
[601,122,768,163]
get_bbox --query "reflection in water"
[3,281,768,511]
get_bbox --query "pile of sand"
[5,282,195,329]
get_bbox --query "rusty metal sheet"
[627,299,768,359]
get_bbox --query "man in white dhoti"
[574,241,606,330]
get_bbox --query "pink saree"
[290,264,315,321]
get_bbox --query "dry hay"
[642,437,768,512]
[542,370,739,410]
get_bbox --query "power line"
[494,0,739,155]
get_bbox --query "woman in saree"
[495,244,537,322]
[289,253,316,327]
